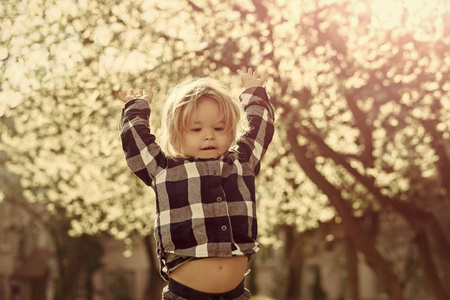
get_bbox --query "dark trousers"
[162,279,251,300]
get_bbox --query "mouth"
[201,146,217,150]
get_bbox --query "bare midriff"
[170,256,248,293]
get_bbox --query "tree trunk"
[422,211,450,268]
[287,128,405,300]
[305,127,450,299]
[54,240,84,300]
[143,235,166,300]
[284,225,303,300]
[86,272,94,300]
[415,229,449,300]
[423,215,450,296]
[344,237,359,300]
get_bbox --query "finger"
[147,87,153,103]
[139,89,144,96]
[248,68,253,75]
[119,92,128,102]
[129,89,135,95]
[261,70,268,83]
[241,67,247,74]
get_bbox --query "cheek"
[175,133,190,152]
[172,140,183,154]
[183,134,199,146]
[227,130,235,143]
[221,134,233,147]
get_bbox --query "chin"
[199,154,220,159]
[197,150,222,159]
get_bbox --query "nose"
[204,129,214,140]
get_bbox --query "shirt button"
[221,225,227,231]
[216,197,222,202]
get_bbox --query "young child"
[118,67,275,299]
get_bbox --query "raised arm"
[118,87,166,186]
[236,68,275,173]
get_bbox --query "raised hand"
[237,67,268,89]
[119,87,153,103]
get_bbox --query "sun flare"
[370,0,444,28]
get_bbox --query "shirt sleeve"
[119,99,167,186]
[237,87,275,174]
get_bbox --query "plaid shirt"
[119,87,275,281]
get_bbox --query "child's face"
[180,97,232,159]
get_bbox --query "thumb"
[260,71,268,83]
[146,87,153,103]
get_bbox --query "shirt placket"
[206,160,232,248]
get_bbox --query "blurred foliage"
[0,0,449,280]
[1,0,450,299]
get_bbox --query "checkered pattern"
[119,87,275,281]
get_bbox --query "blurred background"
[1,0,449,299]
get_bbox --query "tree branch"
[287,126,404,300]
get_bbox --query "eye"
[214,127,224,131]
[190,128,202,132]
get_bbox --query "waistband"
[168,279,245,300]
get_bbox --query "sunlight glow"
[370,0,444,33]
[0,90,23,116]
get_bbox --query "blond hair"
[160,77,248,158]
